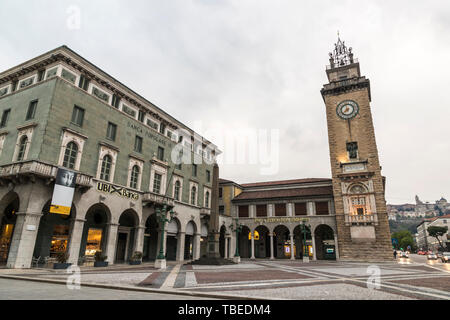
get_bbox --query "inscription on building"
[97,182,139,200]
[253,217,310,224]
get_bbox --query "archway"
[116,209,139,263]
[315,224,336,260]
[0,192,19,264]
[143,214,158,261]
[293,224,312,259]
[79,203,111,263]
[166,217,180,261]
[33,200,76,261]
[254,225,270,258]
[238,226,251,258]
[273,225,290,259]
[184,221,196,260]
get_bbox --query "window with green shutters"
[106,122,117,141]
[134,135,142,153]
[130,165,140,189]
[16,136,28,161]
[63,141,78,169]
[26,100,38,120]
[0,109,11,128]
[71,105,84,127]
[153,173,162,194]
[100,155,112,181]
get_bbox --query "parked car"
[441,252,450,263]
[427,253,438,260]
[417,251,425,255]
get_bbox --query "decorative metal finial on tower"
[328,33,354,68]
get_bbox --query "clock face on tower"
[336,100,359,120]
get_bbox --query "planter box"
[94,261,109,267]
[128,260,141,265]
[53,263,72,269]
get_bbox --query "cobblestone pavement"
[0,258,449,300]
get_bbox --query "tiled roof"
[232,186,333,201]
[240,178,331,188]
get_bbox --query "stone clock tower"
[321,37,392,261]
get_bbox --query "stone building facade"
[0,46,220,268]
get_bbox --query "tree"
[391,230,415,251]
[427,226,448,251]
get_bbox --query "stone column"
[6,212,42,269]
[290,234,295,260]
[105,223,119,265]
[250,232,255,259]
[176,231,186,262]
[269,232,274,259]
[193,233,201,260]
[334,234,340,260]
[67,218,86,265]
[133,226,146,254]
[311,234,317,261]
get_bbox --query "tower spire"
[328,33,354,69]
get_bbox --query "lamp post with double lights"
[299,220,311,263]
[154,204,175,269]
[229,218,243,263]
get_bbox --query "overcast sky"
[1,0,449,204]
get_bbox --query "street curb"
[0,274,272,300]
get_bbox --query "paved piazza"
[0,255,449,300]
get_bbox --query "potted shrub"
[53,252,71,269]
[129,251,143,265]
[94,251,108,267]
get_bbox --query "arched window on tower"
[63,141,78,169]
[349,184,369,216]
[100,155,112,182]
[205,191,210,208]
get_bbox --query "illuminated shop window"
[248,231,259,240]
[50,225,69,257]
[85,228,102,256]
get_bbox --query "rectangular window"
[0,109,10,128]
[219,188,222,198]
[256,205,267,217]
[26,100,38,120]
[11,80,18,92]
[71,105,85,127]
[157,146,164,161]
[153,173,162,194]
[206,170,211,183]
[19,77,34,89]
[219,206,225,215]
[46,67,58,80]
[274,204,286,217]
[238,205,249,218]
[192,164,197,177]
[134,135,143,153]
[294,203,307,216]
[138,110,145,122]
[315,202,329,215]
[147,118,158,130]
[61,69,77,84]
[159,122,166,134]
[106,122,117,141]
[37,69,45,82]
[92,86,110,103]
[78,75,90,91]
[122,104,137,118]
[111,94,121,109]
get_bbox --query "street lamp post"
[229,218,243,263]
[154,204,175,269]
[300,221,311,263]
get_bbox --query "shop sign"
[96,182,139,200]
[253,217,310,224]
